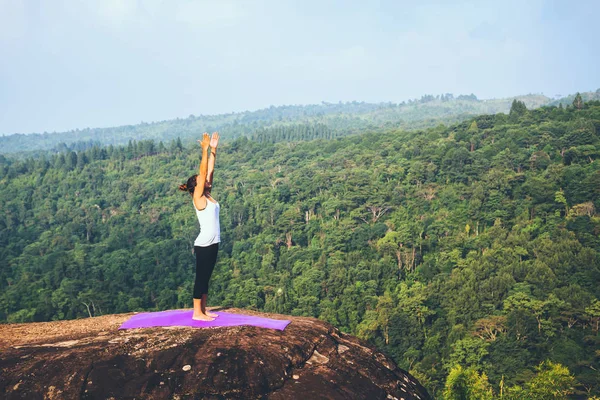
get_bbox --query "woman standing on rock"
[179,132,221,321]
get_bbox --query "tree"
[509,100,527,121]
[377,229,417,276]
[504,292,565,336]
[573,92,583,110]
[471,316,507,342]
[586,299,600,333]
[443,365,493,400]
[468,121,479,133]
[566,118,597,146]
[523,361,575,399]
[396,282,434,328]
[356,292,395,344]
[65,151,78,170]
[76,152,88,170]
[446,337,490,371]
[554,189,568,216]
[467,121,479,151]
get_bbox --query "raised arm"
[207,132,219,185]
[194,133,210,210]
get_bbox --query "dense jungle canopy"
[1,96,599,397]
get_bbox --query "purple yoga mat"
[118,309,291,331]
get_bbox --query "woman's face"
[204,181,212,194]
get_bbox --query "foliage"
[443,365,493,400]
[1,99,600,397]
[504,361,575,399]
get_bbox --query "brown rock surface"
[0,307,431,400]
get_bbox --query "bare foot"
[192,313,215,321]
[206,311,219,317]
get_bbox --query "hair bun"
[179,183,188,191]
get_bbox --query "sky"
[0,0,598,135]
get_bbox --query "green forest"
[1,96,599,398]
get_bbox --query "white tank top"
[194,199,221,247]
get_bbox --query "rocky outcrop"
[0,308,431,399]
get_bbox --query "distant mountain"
[548,88,600,106]
[1,89,597,155]
[0,92,556,155]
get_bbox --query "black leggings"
[193,243,219,298]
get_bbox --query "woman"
[179,132,221,321]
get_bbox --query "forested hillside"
[0,92,553,155]
[550,89,600,107]
[1,100,599,397]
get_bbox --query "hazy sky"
[1,0,598,135]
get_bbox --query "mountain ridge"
[0,91,571,155]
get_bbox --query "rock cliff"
[0,307,431,400]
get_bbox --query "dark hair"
[179,175,198,195]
